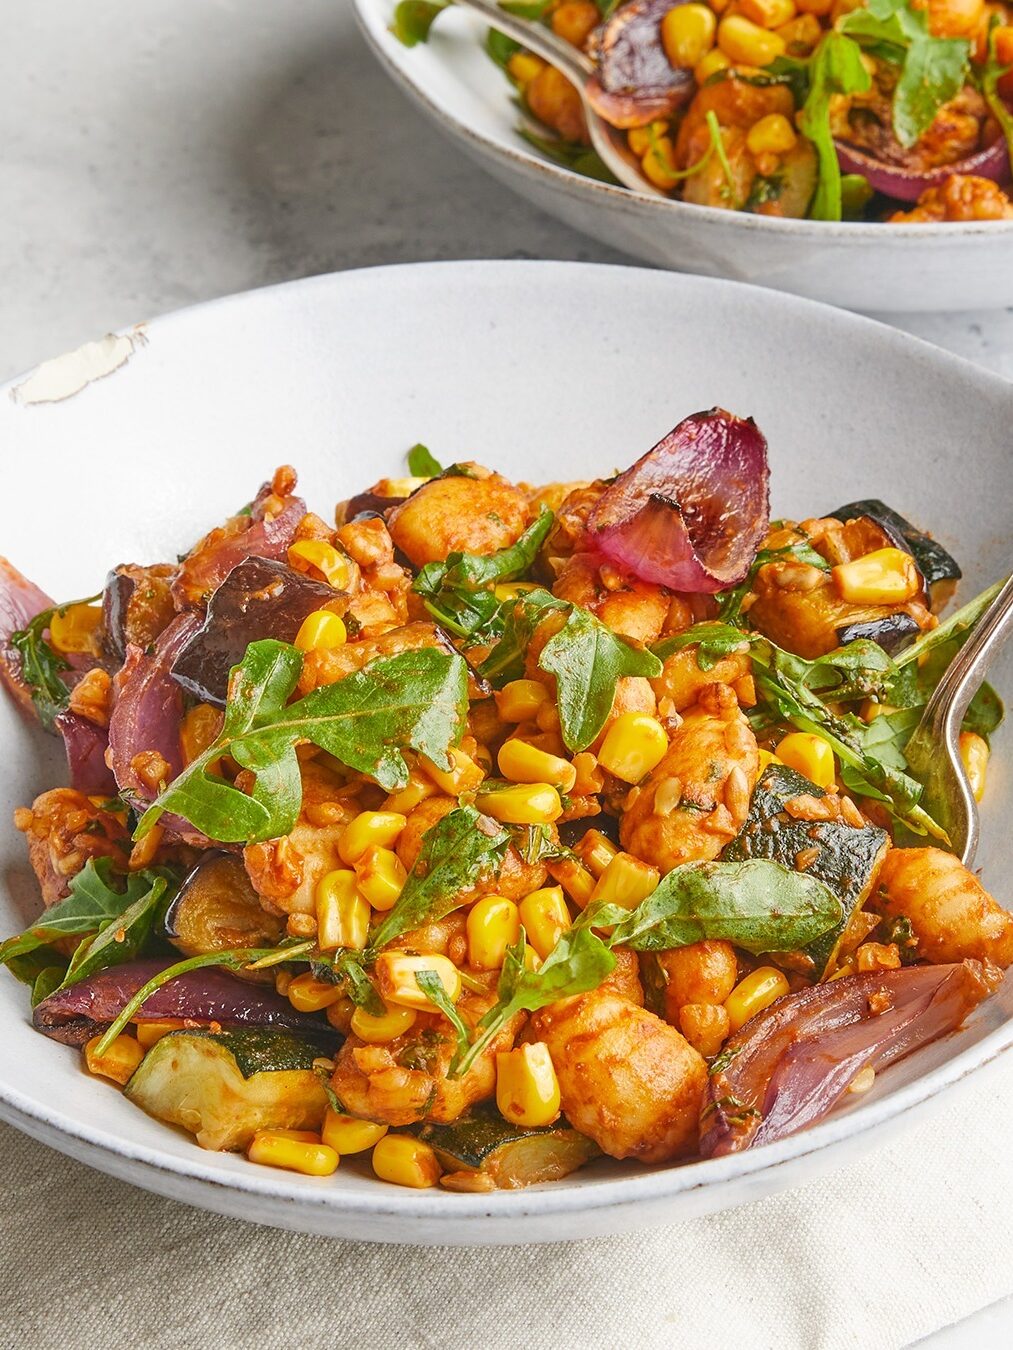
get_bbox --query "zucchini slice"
[418,1109,599,1190]
[125,1028,328,1151]
[163,853,284,962]
[723,763,889,978]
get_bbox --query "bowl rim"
[352,0,1013,243]
[2,258,1012,1231]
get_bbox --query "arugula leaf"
[407,443,443,477]
[59,875,173,990]
[518,129,621,184]
[486,26,522,70]
[369,806,511,951]
[413,508,554,638]
[0,859,171,970]
[653,622,753,671]
[452,926,615,1077]
[536,600,662,752]
[8,592,101,730]
[416,969,472,1061]
[892,579,1004,671]
[841,0,970,147]
[391,0,448,46]
[800,33,872,221]
[136,641,469,843]
[586,859,842,955]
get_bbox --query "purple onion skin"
[701,961,999,1157]
[835,138,1012,204]
[170,557,340,706]
[0,558,55,720]
[33,959,336,1047]
[55,711,116,795]
[172,487,306,608]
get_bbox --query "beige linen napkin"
[2,1057,1012,1350]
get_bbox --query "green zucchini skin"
[829,500,961,591]
[124,1028,329,1150]
[723,763,889,977]
[418,1108,599,1188]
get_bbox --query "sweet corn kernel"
[247,1132,339,1176]
[419,747,485,795]
[574,827,619,877]
[84,1033,144,1084]
[547,856,597,909]
[746,111,797,155]
[590,852,660,910]
[661,3,717,68]
[755,748,782,775]
[724,966,790,1033]
[287,539,352,590]
[959,730,989,803]
[495,678,550,722]
[179,703,224,767]
[372,1134,442,1188]
[321,1109,389,1155]
[315,869,371,950]
[551,0,601,47]
[498,737,577,792]
[640,134,680,189]
[478,782,562,825]
[740,0,795,26]
[354,845,406,912]
[597,712,669,783]
[506,50,546,86]
[350,1002,417,1043]
[775,732,835,788]
[383,769,437,814]
[374,952,462,1011]
[832,548,920,605]
[717,14,786,64]
[467,894,521,970]
[287,972,344,1013]
[695,46,731,82]
[294,609,346,653]
[628,120,668,156]
[338,811,407,865]
[49,603,103,655]
[134,1019,186,1049]
[519,886,571,960]
[493,581,539,602]
[496,1042,561,1128]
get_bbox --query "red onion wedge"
[835,138,1011,204]
[700,960,1000,1157]
[587,408,770,593]
[33,959,336,1047]
[55,711,116,796]
[0,557,55,719]
[586,0,695,130]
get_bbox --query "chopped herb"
[390,0,448,46]
[407,443,443,477]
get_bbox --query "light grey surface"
[1,1,1012,1345]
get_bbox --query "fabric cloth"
[1,1057,1011,1350]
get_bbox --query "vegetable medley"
[399,0,1013,223]
[1,410,1009,1193]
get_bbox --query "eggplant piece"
[723,762,889,978]
[165,853,285,960]
[101,563,177,660]
[170,557,341,705]
[418,1108,599,1190]
[124,1028,329,1150]
[830,500,961,609]
[749,567,925,660]
[835,611,920,653]
[586,0,696,129]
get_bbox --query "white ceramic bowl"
[353,0,1013,313]
[1,261,1011,1244]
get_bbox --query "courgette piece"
[723,762,889,978]
[418,1109,599,1189]
[163,853,284,965]
[124,1028,328,1151]
[829,500,961,605]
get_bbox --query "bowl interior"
[1,261,1011,1238]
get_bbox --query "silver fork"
[904,572,1013,865]
[450,0,666,195]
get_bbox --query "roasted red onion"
[586,0,695,129]
[835,138,1012,204]
[172,482,306,608]
[587,408,770,592]
[55,711,116,795]
[0,557,55,718]
[700,961,1000,1157]
[107,610,202,804]
[33,958,336,1046]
